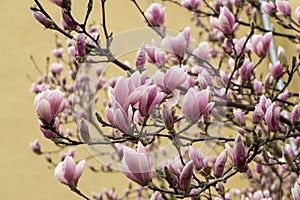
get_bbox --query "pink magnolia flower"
[188,146,206,170]
[32,11,52,28]
[52,47,64,58]
[78,118,90,143]
[254,79,262,95]
[291,104,300,124]
[75,34,86,57]
[40,117,60,138]
[295,6,300,23]
[182,88,214,122]
[135,45,146,70]
[179,160,194,191]
[214,149,228,178]
[138,85,164,117]
[181,0,201,9]
[108,76,142,109]
[233,134,247,171]
[120,142,152,186]
[233,36,247,57]
[192,42,211,61]
[250,32,272,57]
[163,66,187,93]
[276,0,291,17]
[261,1,275,16]
[161,33,187,60]
[265,102,280,132]
[150,191,162,200]
[34,89,65,124]
[210,6,236,35]
[54,156,86,187]
[61,10,78,31]
[106,103,133,134]
[49,0,63,7]
[233,109,244,126]
[239,58,254,81]
[50,62,64,75]
[29,139,41,154]
[292,178,300,200]
[269,61,285,79]
[144,3,165,27]
[162,104,174,130]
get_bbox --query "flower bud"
[135,45,146,70]
[144,3,165,27]
[162,104,174,130]
[233,109,244,126]
[276,0,291,17]
[295,6,300,23]
[150,191,162,200]
[261,1,275,16]
[179,160,194,191]
[213,149,227,178]
[32,11,53,28]
[29,139,41,154]
[233,134,247,171]
[291,104,300,124]
[270,61,285,79]
[254,79,262,95]
[78,118,90,143]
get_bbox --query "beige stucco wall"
[1,0,299,199]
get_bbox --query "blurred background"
[1,0,299,199]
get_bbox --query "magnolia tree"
[29,0,300,199]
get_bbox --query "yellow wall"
[1,0,299,199]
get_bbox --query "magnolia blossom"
[29,139,41,154]
[32,11,52,28]
[40,117,60,138]
[265,102,280,132]
[179,160,194,191]
[239,58,254,81]
[150,191,162,200]
[269,61,285,79]
[152,66,187,94]
[49,62,64,75]
[75,34,86,57]
[210,6,236,35]
[233,135,247,171]
[188,146,205,170]
[254,79,262,95]
[138,85,164,117]
[120,142,152,186]
[214,149,228,178]
[250,32,272,57]
[49,0,63,7]
[181,0,201,9]
[261,1,275,16]
[182,88,214,122]
[61,10,78,31]
[192,42,211,61]
[144,3,165,27]
[161,33,187,59]
[54,156,86,187]
[34,89,65,124]
[106,103,133,134]
[292,178,300,200]
[135,45,146,70]
[276,0,291,17]
[162,104,174,130]
[291,104,300,124]
[295,6,300,23]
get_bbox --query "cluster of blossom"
[29,0,300,199]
